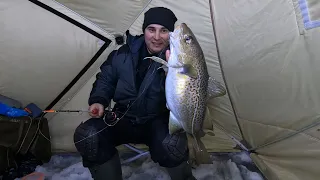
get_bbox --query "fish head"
[168,23,203,67]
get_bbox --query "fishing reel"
[102,110,118,124]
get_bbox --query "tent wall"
[54,0,153,37]
[0,0,110,109]
[211,0,320,179]
[0,0,115,151]
[36,0,113,40]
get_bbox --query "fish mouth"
[168,27,183,66]
[169,26,182,47]
[174,25,181,31]
[173,22,186,30]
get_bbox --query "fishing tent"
[1,0,320,179]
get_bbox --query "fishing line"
[35,66,158,146]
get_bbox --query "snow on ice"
[16,151,265,180]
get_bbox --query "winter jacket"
[88,31,169,124]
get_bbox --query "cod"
[147,23,226,167]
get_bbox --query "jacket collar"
[125,30,145,54]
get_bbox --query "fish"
[145,23,226,167]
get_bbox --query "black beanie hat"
[142,7,177,32]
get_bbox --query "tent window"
[298,0,320,29]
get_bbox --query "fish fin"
[144,56,168,66]
[206,130,215,136]
[168,113,183,135]
[186,133,212,168]
[207,76,226,100]
[179,64,198,79]
[158,65,168,73]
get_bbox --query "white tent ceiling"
[1,0,320,180]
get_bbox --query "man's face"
[144,24,170,54]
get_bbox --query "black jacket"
[88,31,169,124]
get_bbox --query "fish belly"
[165,68,206,134]
[165,69,186,117]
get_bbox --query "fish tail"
[186,133,212,167]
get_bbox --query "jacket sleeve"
[88,50,118,108]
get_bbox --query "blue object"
[298,0,320,29]
[24,103,43,118]
[0,102,29,117]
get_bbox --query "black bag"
[0,115,52,174]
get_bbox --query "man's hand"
[165,49,170,76]
[166,49,170,62]
[89,103,104,118]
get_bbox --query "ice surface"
[16,151,265,180]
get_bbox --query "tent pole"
[48,0,113,39]
[29,0,110,42]
[45,42,110,110]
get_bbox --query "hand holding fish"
[166,49,170,62]
[165,49,170,75]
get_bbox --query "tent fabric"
[211,0,320,179]
[1,0,320,180]
[36,0,114,40]
[212,0,320,150]
[54,0,152,37]
[0,0,106,109]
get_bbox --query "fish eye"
[184,34,192,44]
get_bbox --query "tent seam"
[240,117,320,137]
[122,0,153,35]
[255,130,320,149]
[208,0,245,142]
[45,42,111,110]
[49,0,115,39]
[59,43,116,106]
[211,121,249,151]
[240,118,320,150]
[45,42,116,120]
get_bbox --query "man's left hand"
[165,50,170,76]
[166,49,170,62]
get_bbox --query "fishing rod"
[43,109,98,114]
[43,108,117,124]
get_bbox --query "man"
[73,7,196,180]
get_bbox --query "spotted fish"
[146,23,226,167]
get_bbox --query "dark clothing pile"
[1,152,42,180]
[74,113,188,169]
